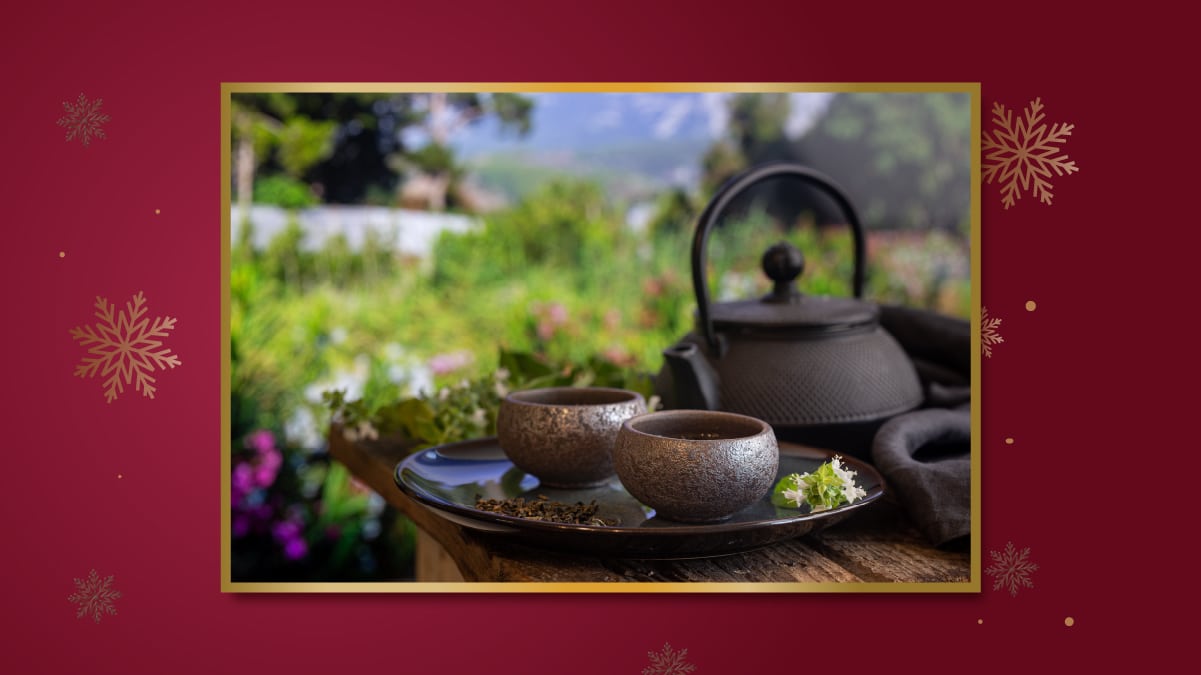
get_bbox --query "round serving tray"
[394,437,884,559]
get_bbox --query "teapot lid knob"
[762,241,804,303]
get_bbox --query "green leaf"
[771,473,804,508]
[376,398,438,442]
[499,348,555,382]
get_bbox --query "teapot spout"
[662,342,721,411]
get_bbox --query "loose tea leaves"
[474,494,613,526]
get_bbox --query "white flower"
[470,408,487,428]
[438,387,450,402]
[355,420,379,441]
[341,420,378,443]
[829,456,854,479]
[830,456,865,504]
[843,483,867,504]
[781,486,806,508]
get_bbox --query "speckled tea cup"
[614,410,779,523]
[497,387,647,488]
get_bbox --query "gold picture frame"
[222,82,981,593]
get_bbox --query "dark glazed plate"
[394,437,884,559]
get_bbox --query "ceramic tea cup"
[613,409,779,523]
[497,387,647,488]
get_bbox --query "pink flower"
[428,350,473,375]
[603,309,622,331]
[535,303,570,340]
[348,476,373,496]
[546,303,568,325]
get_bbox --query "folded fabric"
[879,304,971,382]
[870,408,971,547]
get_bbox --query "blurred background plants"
[229,90,971,581]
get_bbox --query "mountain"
[454,92,728,155]
[448,92,832,202]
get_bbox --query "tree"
[700,93,792,194]
[697,93,972,233]
[391,93,533,211]
[231,94,337,214]
[232,93,534,211]
[700,93,842,228]
[795,93,971,232]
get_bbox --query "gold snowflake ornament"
[983,97,1078,209]
[68,569,121,623]
[981,306,1003,357]
[70,291,182,403]
[985,541,1039,597]
[643,643,696,675]
[56,93,111,146]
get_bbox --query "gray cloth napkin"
[870,407,971,547]
[869,304,972,547]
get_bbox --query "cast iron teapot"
[656,162,923,455]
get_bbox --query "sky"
[404,92,836,155]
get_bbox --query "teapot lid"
[708,242,877,332]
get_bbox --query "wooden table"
[329,425,971,584]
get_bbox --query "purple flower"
[232,515,251,538]
[234,430,283,492]
[247,430,275,455]
[232,463,255,505]
[253,447,282,487]
[272,518,309,561]
[272,519,302,542]
[283,537,308,561]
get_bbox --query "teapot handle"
[691,162,866,356]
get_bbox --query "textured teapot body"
[660,326,921,429]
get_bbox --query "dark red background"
[2,0,1186,670]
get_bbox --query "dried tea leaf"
[474,494,613,526]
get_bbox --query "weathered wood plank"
[414,530,464,582]
[811,496,972,583]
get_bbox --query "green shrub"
[254,175,319,209]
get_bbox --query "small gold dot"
[1005,437,1014,445]
[1025,300,1037,311]
[155,209,161,215]
[58,251,65,258]
[977,619,983,624]
[117,474,123,479]
[1065,617,1074,627]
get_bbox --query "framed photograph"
[222,83,979,592]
